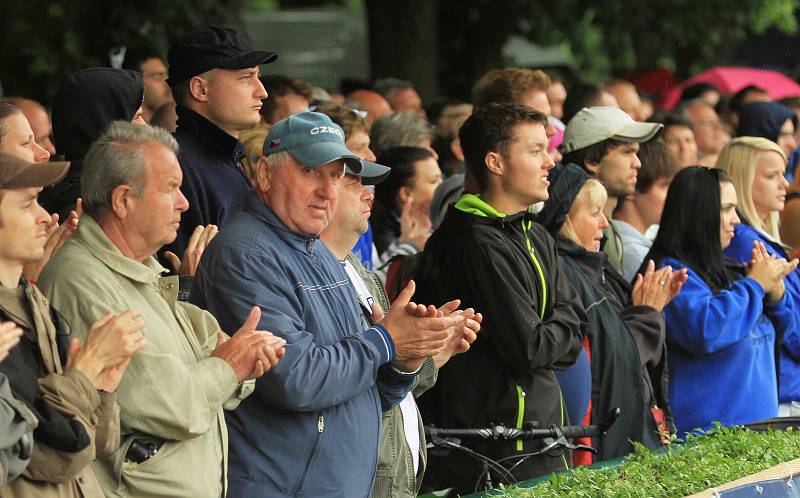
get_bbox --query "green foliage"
[0,0,246,104]
[497,425,800,497]
[437,0,798,98]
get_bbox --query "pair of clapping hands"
[746,241,799,302]
[0,310,146,393]
[372,280,482,372]
[631,261,688,312]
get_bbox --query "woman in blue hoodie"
[717,137,800,415]
[645,166,797,434]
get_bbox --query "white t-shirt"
[342,259,420,473]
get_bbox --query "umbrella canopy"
[661,66,800,110]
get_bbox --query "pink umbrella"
[661,66,800,110]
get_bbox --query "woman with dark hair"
[371,146,442,259]
[645,166,797,433]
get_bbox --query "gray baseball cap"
[263,111,391,184]
[561,106,663,153]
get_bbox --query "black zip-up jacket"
[414,196,586,492]
[158,106,250,264]
[557,238,672,461]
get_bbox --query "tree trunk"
[365,0,440,101]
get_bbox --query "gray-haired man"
[39,122,285,498]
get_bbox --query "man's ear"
[189,75,210,103]
[397,185,412,204]
[485,151,504,177]
[583,159,600,175]
[109,184,134,219]
[255,157,271,193]
[451,138,464,162]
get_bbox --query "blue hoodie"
[659,258,795,434]
[723,223,800,403]
[192,192,415,498]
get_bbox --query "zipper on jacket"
[294,414,325,495]
[560,391,570,470]
[522,220,547,318]
[515,385,526,451]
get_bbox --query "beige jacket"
[0,281,118,498]
[39,215,253,498]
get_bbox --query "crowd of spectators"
[1,24,800,497]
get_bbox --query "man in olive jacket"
[39,123,285,498]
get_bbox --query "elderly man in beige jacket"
[39,122,286,498]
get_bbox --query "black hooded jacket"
[40,67,143,220]
[537,162,671,461]
[414,195,586,491]
[737,101,797,143]
[556,239,670,460]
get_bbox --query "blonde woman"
[716,137,800,414]
[538,163,683,462]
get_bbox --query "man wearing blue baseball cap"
[193,111,466,498]
[160,27,277,272]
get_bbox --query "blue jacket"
[161,106,251,261]
[660,257,795,434]
[723,223,800,402]
[192,192,415,498]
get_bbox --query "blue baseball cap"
[263,111,391,184]
[263,111,362,173]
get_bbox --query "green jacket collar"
[453,193,507,218]
[74,215,167,285]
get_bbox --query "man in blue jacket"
[193,111,463,498]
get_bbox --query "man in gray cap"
[561,106,662,274]
[161,26,277,264]
[193,111,466,498]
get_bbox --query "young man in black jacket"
[415,103,587,493]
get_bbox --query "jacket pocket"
[292,414,326,495]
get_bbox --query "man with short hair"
[607,80,644,121]
[562,82,619,124]
[370,112,437,158]
[344,89,393,126]
[613,140,681,281]
[259,74,312,125]
[561,106,663,274]
[373,78,425,116]
[430,68,557,227]
[316,111,480,498]
[39,122,285,498]
[431,102,472,178]
[415,104,587,492]
[0,98,55,156]
[161,27,276,260]
[122,44,173,123]
[193,111,463,498]
[660,114,698,167]
[678,99,729,166]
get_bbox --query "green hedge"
[490,425,800,497]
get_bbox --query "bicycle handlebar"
[425,408,620,442]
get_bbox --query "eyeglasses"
[143,71,169,81]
